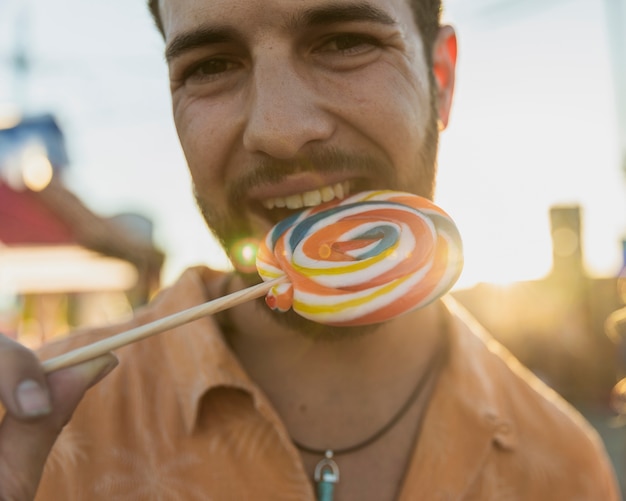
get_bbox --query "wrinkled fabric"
[32,267,620,500]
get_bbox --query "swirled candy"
[256,190,463,326]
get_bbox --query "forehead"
[158,0,417,42]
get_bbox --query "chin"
[253,297,381,341]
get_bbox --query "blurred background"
[0,0,625,494]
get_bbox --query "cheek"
[381,64,431,160]
[331,62,432,162]
[173,97,238,189]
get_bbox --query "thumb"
[0,354,118,501]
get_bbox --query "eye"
[317,33,381,55]
[183,57,239,83]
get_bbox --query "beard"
[193,92,440,338]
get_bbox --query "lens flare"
[230,238,260,274]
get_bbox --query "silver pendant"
[314,450,339,501]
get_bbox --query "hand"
[0,334,117,500]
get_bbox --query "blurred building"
[452,205,623,405]
[452,205,626,493]
[0,113,163,347]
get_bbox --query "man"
[0,0,620,499]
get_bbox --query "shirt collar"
[399,297,518,499]
[442,296,519,450]
[146,267,256,433]
[152,267,298,447]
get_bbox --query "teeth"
[285,194,303,209]
[303,189,322,207]
[334,182,344,199]
[261,182,350,210]
[320,185,335,202]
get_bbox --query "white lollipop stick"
[42,277,286,373]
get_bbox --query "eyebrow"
[293,2,397,28]
[165,26,239,62]
[165,2,397,63]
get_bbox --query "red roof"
[0,178,164,272]
[0,178,164,303]
[0,181,74,244]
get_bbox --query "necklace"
[216,273,449,500]
[292,330,448,501]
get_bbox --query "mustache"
[226,147,396,203]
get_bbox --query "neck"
[222,274,444,449]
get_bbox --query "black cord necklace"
[292,345,445,455]
[292,323,449,501]
[216,273,450,501]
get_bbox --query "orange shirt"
[33,267,620,500]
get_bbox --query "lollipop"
[256,190,463,326]
[42,190,462,372]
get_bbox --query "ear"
[432,25,457,130]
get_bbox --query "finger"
[0,335,51,419]
[0,353,118,501]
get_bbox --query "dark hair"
[408,0,442,63]
[147,0,164,37]
[146,0,442,58]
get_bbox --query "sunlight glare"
[230,238,260,274]
[22,152,53,191]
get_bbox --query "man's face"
[160,0,454,277]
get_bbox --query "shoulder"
[36,267,239,497]
[443,298,621,498]
[35,264,232,436]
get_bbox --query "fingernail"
[15,379,51,417]
[89,355,119,387]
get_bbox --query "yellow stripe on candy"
[291,241,398,277]
[292,272,412,316]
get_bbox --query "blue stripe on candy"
[353,225,399,259]
[270,212,303,247]
[287,201,411,250]
[425,211,463,246]
[288,206,345,249]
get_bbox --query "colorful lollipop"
[256,190,463,326]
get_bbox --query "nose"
[243,59,334,159]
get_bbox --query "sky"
[0,0,625,290]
